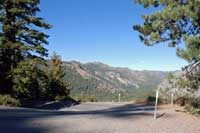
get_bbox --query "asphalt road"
[0,102,199,133]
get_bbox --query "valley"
[63,61,168,101]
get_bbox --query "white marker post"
[171,93,174,106]
[118,93,121,103]
[154,89,160,119]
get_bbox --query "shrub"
[175,97,200,115]
[0,95,21,106]
[72,95,97,102]
[146,96,167,104]
[176,97,200,108]
[55,95,69,101]
[176,97,187,106]
[186,97,200,108]
[185,106,200,115]
[146,96,155,104]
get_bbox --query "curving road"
[0,102,200,133]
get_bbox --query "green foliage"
[146,96,155,103]
[10,53,72,101]
[177,36,200,62]
[146,95,166,104]
[176,97,188,106]
[54,95,70,101]
[134,1,200,91]
[0,95,21,106]
[134,0,200,47]
[46,79,71,100]
[0,1,74,103]
[11,59,47,100]
[134,0,200,110]
[72,94,98,102]
[121,86,154,101]
[63,61,165,102]
[187,97,200,108]
[185,106,200,115]
[167,72,190,89]
[184,97,200,115]
[167,72,174,81]
[46,53,71,100]
[0,0,51,94]
[175,96,200,115]
[160,72,193,105]
[176,78,190,89]
[70,85,153,102]
[0,0,51,55]
[47,52,65,81]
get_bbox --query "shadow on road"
[156,113,166,119]
[0,103,155,133]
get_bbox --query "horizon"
[39,0,188,71]
[62,59,177,72]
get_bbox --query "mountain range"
[62,61,168,101]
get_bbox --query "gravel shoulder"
[0,103,200,133]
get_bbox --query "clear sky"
[39,0,187,71]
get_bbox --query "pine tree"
[48,52,65,82]
[133,0,200,90]
[46,52,71,100]
[133,0,200,48]
[177,36,200,63]
[11,59,47,99]
[0,0,51,94]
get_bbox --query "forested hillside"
[62,61,167,101]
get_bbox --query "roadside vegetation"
[0,0,71,106]
[0,94,20,106]
[134,0,200,114]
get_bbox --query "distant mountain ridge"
[62,61,168,101]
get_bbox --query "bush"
[0,95,21,106]
[176,97,200,108]
[55,95,69,101]
[186,97,200,108]
[175,97,200,115]
[176,97,187,106]
[185,106,200,115]
[46,80,71,100]
[72,95,97,102]
[146,96,167,104]
[146,96,155,103]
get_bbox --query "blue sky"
[39,0,187,71]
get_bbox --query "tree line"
[0,0,70,104]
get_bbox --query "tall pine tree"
[0,0,51,94]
